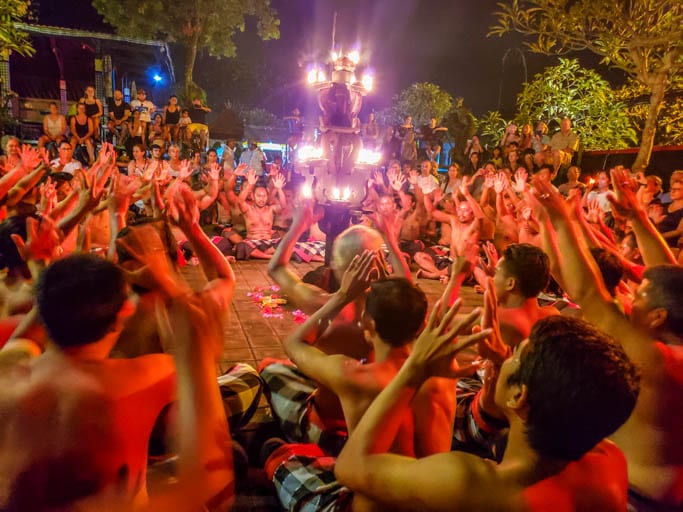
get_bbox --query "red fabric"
[523,440,628,511]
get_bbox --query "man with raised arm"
[336,304,640,511]
[534,170,683,510]
[264,254,456,510]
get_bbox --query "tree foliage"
[514,58,636,150]
[476,111,509,149]
[442,97,477,156]
[491,0,682,168]
[392,82,454,127]
[0,0,34,57]
[92,0,279,99]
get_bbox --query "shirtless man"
[335,311,640,511]
[535,172,683,510]
[264,200,410,445]
[491,243,559,347]
[0,254,176,508]
[236,168,286,259]
[266,265,456,510]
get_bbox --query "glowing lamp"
[301,183,313,199]
[348,49,360,64]
[357,148,382,165]
[307,69,319,85]
[331,51,339,61]
[298,145,323,162]
[316,70,327,83]
[361,73,373,91]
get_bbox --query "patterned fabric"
[270,445,353,512]
[235,238,281,260]
[218,363,263,432]
[292,241,327,263]
[423,244,453,271]
[452,377,508,461]
[259,362,320,443]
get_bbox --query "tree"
[514,58,636,151]
[92,0,279,101]
[442,97,477,161]
[477,111,509,149]
[491,0,683,170]
[0,0,34,57]
[392,82,454,127]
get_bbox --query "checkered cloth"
[218,363,263,432]
[269,444,353,512]
[452,377,508,461]
[423,244,453,271]
[259,362,347,453]
[293,241,327,263]
[235,238,281,260]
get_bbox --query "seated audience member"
[637,174,662,207]
[490,243,559,347]
[50,141,83,176]
[70,102,95,164]
[149,113,166,147]
[234,168,287,259]
[263,201,410,445]
[107,89,130,145]
[0,136,21,172]
[652,180,683,248]
[162,95,181,143]
[178,108,192,145]
[557,165,585,197]
[265,269,456,510]
[0,255,176,508]
[535,171,683,510]
[80,85,103,140]
[187,98,211,150]
[38,102,67,151]
[335,311,639,511]
[548,117,579,176]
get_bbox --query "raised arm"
[238,168,257,213]
[267,200,328,313]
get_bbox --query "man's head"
[494,244,550,300]
[419,160,431,175]
[534,164,553,183]
[37,255,131,348]
[362,278,427,347]
[589,248,623,297]
[137,89,146,100]
[631,265,683,338]
[456,202,474,224]
[560,117,572,133]
[331,225,384,280]
[192,98,202,107]
[497,316,639,461]
[150,144,163,160]
[113,90,123,101]
[619,232,640,263]
[253,186,269,207]
[567,165,581,182]
[58,141,74,163]
[377,194,396,216]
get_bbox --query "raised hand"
[177,160,192,180]
[481,241,498,275]
[512,168,528,193]
[607,167,642,219]
[532,175,569,219]
[338,250,382,300]
[272,172,286,189]
[20,145,40,170]
[484,172,496,190]
[493,173,507,194]
[234,163,248,177]
[479,277,511,365]
[459,175,471,196]
[171,184,200,231]
[586,199,603,224]
[246,167,257,186]
[208,163,221,181]
[391,172,406,192]
[407,299,490,380]
[11,216,63,263]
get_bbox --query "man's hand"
[234,163,248,177]
[337,250,382,301]
[11,216,64,263]
[272,173,286,189]
[178,160,193,181]
[245,168,257,186]
[20,145,40,170]
[108,172,139,216]
[478,277,511,366]
[512,168,528,194]
[391,172,406,192]
[608,167,643,220]
[459,175,471,197]
[406,299,490,381]
[532,175,569,220]
[171,184,200,232]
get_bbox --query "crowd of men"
[0,104,680,511]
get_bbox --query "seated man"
[264,269,456,510]
[49,140,83,176]
[336,313,640,510]
[548,117,579,177]
[0,255,176,508]
[234,168,287,260]
[187,98,211,151]
[492,243,560,348]
[107,89,130,146]
[264,200,410,446]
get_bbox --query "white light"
[361,73,374,91]
[342,187,351,201]
[331,51,338,61]
[307,69,318,85]
[357,148,382,165]
[332,187,341,200]
[297,145,323,162]
[301,183,313,199]
[348,49,360,64]
[316,70,327,83]
[350,74,357,84]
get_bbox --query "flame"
[332,187,341,200]
[342,187,351,201]
[301,183,313,199]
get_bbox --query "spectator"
[69,102,95,164]
[79,85,103,141]
[239,141,266,175]
[557,165,586,197]
[37,102,67,151]
[188,98,211,150]
[106,89,130,146]
[129,89,156,147]
[548,117,579,176]
[50,140,83,175]
[162,95,181,143]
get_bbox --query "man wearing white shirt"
[50,141,83,175]
[240,141,266,175]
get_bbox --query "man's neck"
[372,343,411,364]
[500,294,539,310]
[46,334,117,361]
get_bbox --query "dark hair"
[116,219,178,271]
[0,214,36,274]
[36,255,128,348]
[364,278,427,347]
[535,164,554,176]
[207,148,217,155]
[501,244,550,298]
[507,316,639,461]
[589,248,623,296]
[642,265,683,334]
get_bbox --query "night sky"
[34,0,621,119]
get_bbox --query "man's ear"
[112,299,136,332]
[506,382,529,421]
[362,315,376,340]
[647,307,668,330]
